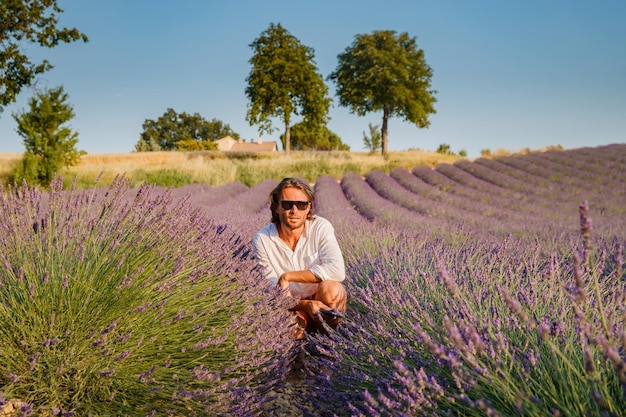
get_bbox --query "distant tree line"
[134,108,239,152]
[1,2,437,185]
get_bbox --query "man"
[253,177,347,336]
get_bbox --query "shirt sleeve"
[252,229,279,288]
[308,218,346,282]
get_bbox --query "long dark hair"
[269,177,315,225]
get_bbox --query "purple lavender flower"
[42,338,60,348]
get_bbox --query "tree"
[329,30,437,156]
[363,123,381,153]
[245,23,331,153]
[282,121,349,151]
[0,0,88,115]
[12,86,84,186]
[135,108,238,151]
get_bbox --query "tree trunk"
[381,103,389,157]
[284,119,291,154]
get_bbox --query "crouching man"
[253,177,347,336]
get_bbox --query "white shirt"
[252,216,345,299]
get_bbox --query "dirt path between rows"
[262,368,315,417]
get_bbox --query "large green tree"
[135,108,238,151]
[12,86,84,186]
[245,23,331,153]
[282,121,349,151]
[0,0,88,115]
[329,30,437,156]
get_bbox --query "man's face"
[278,187,311,231]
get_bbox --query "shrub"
[0,177,296,415]
[11,86,84,187]
[436,143,453,155]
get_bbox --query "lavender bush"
[0,177,296,416]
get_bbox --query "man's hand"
[277,273,290,291]
[305,299,332,321]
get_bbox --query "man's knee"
[315,280,347,310]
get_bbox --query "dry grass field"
[1,150,465,188]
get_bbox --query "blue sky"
[1,0,625,157]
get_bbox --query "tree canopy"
[135,108,238,151]
[0,0,88,115]
[12,86,84,186]
[245,23,331,153]
[329,30,437,156]
[281,121,349,151]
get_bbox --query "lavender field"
[1,144,625,416]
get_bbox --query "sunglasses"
[280,200,310,210]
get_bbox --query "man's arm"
[252,231,280,288]
[277,269,318,290]
[308,218,345,282]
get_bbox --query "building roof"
[229,141,278,152]
[215,136,278,152]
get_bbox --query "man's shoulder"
[311,215,330,224]
[253,222,275,240]
[308,216,334,232]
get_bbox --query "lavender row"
[577,144,626,168]
[566,144,626,176]
[304,205,626,416]
[460,156,616,215]
[436,162,525,200]
[176,182,250,208]
[412,164,567,226]
[551,147,626,182]
[484,153,624,219]
[451,158,595,222]
[519,152,626,214]
[514,151,620,195]
[389,167,528,224]
[473,156,563,193]
[411,164,539,222]
[0,178,296,415]
[534,152,626,202]
[340,172,451,233]
[432,162,575,220]
[454,158,565,201]
[313,175,370,229]
[365,169,496,230]
[532,149,626,190]
[491,154,605,209]
[532,149,625,186]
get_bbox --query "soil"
[262,368,314,417]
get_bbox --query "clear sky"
[1,0,625,157]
